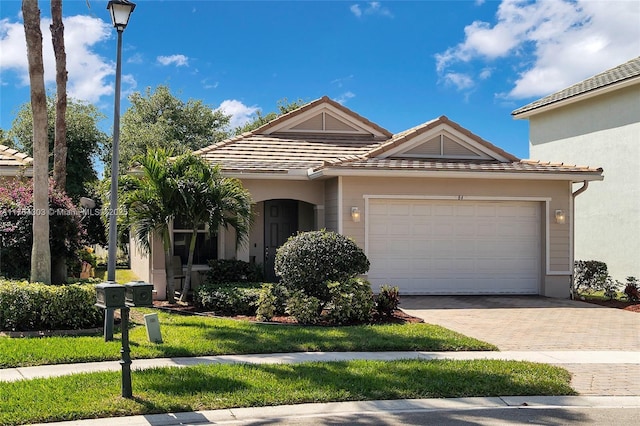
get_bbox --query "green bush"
[327,278,374,325]
[624,276,639,302]
[194,282,261,316]
[375,285,400,317]
[255,283,289,322]
[285,291,322,325]
[203,259,261,285]
[574,260,608,292]
[274,230,370,302]
[0,280,102,331]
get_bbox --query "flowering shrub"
[0,279,101,331]
[274,230,370,302]
[326,278,374,325]
[0,178,86,280]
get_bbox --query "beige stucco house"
[131,96,603,299]
[512,56,639,282]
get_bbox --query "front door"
[264,200,298,282]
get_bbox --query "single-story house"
[130,96,604,299]
[0,144,33,178]
[512,56,639,282]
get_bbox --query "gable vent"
[400,134,486,159]
[288,112,361,133]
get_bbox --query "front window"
[172,215,217,265]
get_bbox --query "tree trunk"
[162,227,176,303]
[178,228,198,303]
[23,0,51,284]
[50,0,67,191]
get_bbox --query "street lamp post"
[104,0,135,342]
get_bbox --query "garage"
[366,198,541,295]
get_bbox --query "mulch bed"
[151,300,424,325]
[580,298,640,313]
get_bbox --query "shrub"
[375,285,400,317]
[285,291,322,325]
[274,230,370,302]
[574,260,608,293]
[326,278,374,325]
[194,282,261,316]
[602,276,621,301]
[203,259,260,285]
[0,279,102,331]
[255,283,289,322]
[624,276,639,302]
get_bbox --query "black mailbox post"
[96,280,154,399]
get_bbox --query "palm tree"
[173,154,252,302]
[123,149,181,303]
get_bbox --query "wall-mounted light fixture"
[351,207,361,222]
[555,209,566,224]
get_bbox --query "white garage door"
[367,199,541,294]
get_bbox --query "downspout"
[570,181,589,299]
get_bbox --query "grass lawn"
[93,268,139,284]
[0,359,575,425]
[0,309,496,368]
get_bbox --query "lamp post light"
[104,0,135,342]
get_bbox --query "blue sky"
[1,0,639,164]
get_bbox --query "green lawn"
[93,268,140,284]
[0,359,575,426]
[0,309,495,368]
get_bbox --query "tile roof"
[0,144,33,167]
[314,158,603,176]
[512,56,640,116]
[195,134,383,173]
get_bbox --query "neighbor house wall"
[340,176,573,297]
[528,85,640,281]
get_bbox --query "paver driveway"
[400,296,640,395]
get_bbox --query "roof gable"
[0,144,33,176]
[256,96,392,138]
[368,116,518,162]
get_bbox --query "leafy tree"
[122,149,182,303]
[22,0,50,284]
[172,154,252,302]
[0,130,12,146]
[116,85,231,172]
[233,98,307,134]
[8,97,108,201]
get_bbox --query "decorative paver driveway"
[400,296,640,395]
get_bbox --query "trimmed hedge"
[194,282,262,316]
[0,280,102,331]
[203,259,261,285]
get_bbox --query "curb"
[28,396,640,426]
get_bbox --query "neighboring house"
[512,56,640,282]
[131,96,603,299]
[0,144,33,178]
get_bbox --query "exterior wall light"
[555,209,566,224]
[351,207,361,222]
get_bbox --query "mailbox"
[124,281,154,307]
[95,282,126,309]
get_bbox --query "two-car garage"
[366,198,541,295]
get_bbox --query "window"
[172,215,217,265]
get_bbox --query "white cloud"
[443,73,474,91]
[350,2,393,18]
[157,54,189,67]
[335,91,356,105]
[0,15,116,103]
[331,74,354,88]
[216,99,260,129]
[436,0,640,99]
[350,4,362,18]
